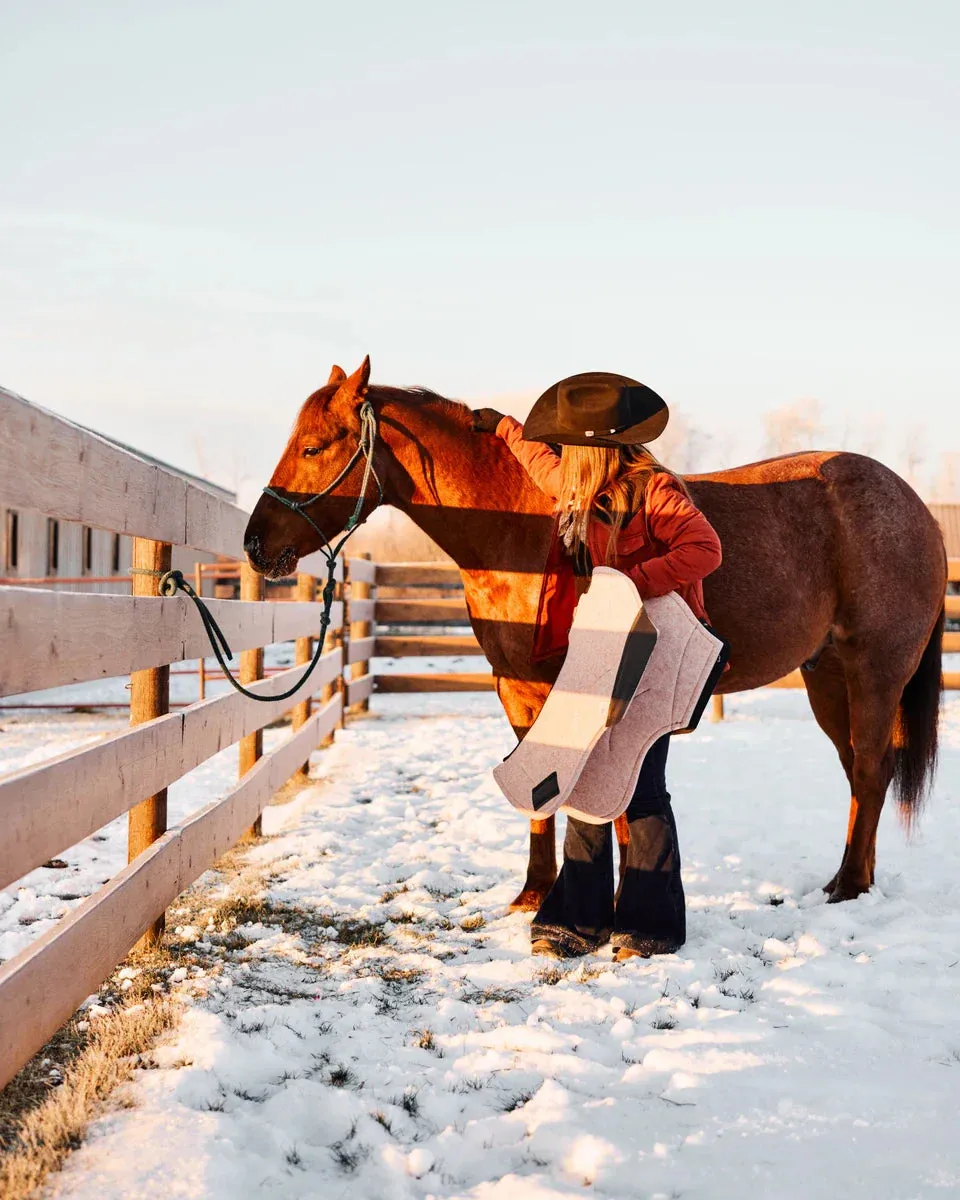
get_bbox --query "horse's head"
[244,356,379,578]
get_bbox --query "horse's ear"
[336,355,371,401]
[326,364,347,386]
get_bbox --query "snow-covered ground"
[27,686,960,1200]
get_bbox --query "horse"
[244,357,946,908]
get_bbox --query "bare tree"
[762,399,823,456]
[902,425,927,493]
[657,411,714,474]
[931,452,960,503]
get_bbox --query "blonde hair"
[556,443,686,562]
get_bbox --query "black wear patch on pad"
[606,609,658,727]
[532,771,561,811]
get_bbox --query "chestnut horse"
[244,358,945,907]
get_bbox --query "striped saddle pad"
[493,567,728,823]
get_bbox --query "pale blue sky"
[2,1,958,501]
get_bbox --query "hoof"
[508,888,548,913]
[825,877,870,903]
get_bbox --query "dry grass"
[0,998,177,1200]
[0,850,265,1197]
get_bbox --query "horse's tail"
[893,605,944,826]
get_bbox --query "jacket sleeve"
[625,474,722,598]
[496,415,563,501]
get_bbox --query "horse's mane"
[369,384,471,426]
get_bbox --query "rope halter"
[153,399,383,704]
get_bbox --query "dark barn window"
[83,526,93,572]
[4,510,18,571]
[112,533,121,573]
[47,518,59,573]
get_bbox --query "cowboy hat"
[523,371,669,446]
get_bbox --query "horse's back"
[686,451,944,688]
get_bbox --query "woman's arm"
[624,474,722,597]
[496,415,563,501]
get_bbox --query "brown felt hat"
[523,371,669,447]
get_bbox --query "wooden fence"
[348,559,960,703]
[0,386,356,1090]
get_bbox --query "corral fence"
[0,387,374,1090]
[348,560,960,712]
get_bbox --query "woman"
[473,371,722,961]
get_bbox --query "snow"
[21,685,958,1199]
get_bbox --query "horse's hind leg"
[824,645,903,902]
[801,647,860,894]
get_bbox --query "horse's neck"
[379,395,550,571]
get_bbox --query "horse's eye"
[302,446,321,458]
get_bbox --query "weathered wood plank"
[0,588,342,696]
[945,595,960,618]
[346,674,374,706]
[374,634,483,657]
[346,556,377,584]
[374,673,496,693]
[346,636,376,665]
[184,485,247,560]
[947,559,960,583]
[0,650,343,891]
[375,563,462,586]
[0,386,248,557]
[943,632,960,653]
[297,552,344,581]
[346,598,376,624]
[375,598,470,625]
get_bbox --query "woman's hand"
[471,407,505,434]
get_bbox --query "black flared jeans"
[530,735,685,955]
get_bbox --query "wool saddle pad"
[493,567,727,822]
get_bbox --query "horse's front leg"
[494,676,559,911]
[508,817,557,911]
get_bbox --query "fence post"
[320,569,343,746]
[348,552,373,713]
[239,562,265,838]
[711,694,724,722]
[128,536,172,951]
[292,571,314,777]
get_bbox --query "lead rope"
[137,401,382,703]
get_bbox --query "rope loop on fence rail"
[154,565,341,703]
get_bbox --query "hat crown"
[523,371,669,447]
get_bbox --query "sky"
[1,0,958,506]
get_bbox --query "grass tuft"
[328,1064,358,1089]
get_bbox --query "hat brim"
[522,382,670,447]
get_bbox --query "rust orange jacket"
[497,415,723,661]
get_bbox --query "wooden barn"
[0,427,234,594]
